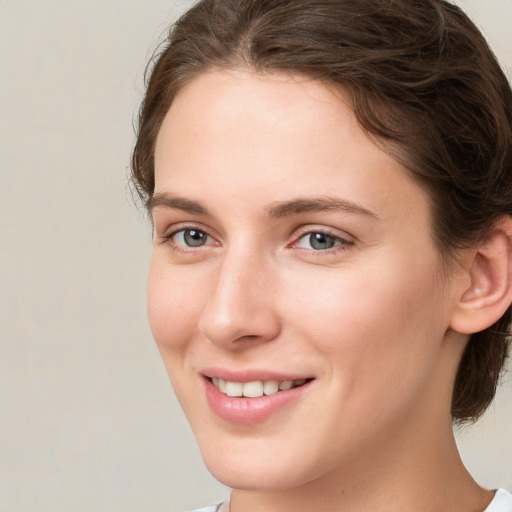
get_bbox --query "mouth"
[207,377,314,398]
[201,369,316,424]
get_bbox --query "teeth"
[242,381,264,398]
[211,378,308,398]
[225,381,243,397]
[279,380,293,391]
[263,380,279,395]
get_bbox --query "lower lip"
[204,378,313,425]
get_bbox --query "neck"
[229,415,491,512]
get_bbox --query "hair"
[131,0,512,423]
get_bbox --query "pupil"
[184,229,206,247]
[310,233,335,250]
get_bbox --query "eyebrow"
[147,192,378,219]
[266,196,379,219]
[147,193,210,215]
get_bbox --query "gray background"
[1,1,511,511]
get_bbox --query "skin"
[148,69,495,512]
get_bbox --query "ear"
[449,216,512,334]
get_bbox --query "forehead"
[153,69,432,233]
[155,70,357,168]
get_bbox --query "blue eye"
[296,232,341,251]
[173,229,210,247]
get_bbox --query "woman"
[131,1,512,510]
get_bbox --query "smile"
[210,377,310,398]
[204,374,315,424]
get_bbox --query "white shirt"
[188,488,512,512]
[485,489,512,512]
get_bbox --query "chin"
[206,460,306,491]
[199,440,326,492]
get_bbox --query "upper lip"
[201,367,315,382]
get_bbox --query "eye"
[297,232,339,250]
[171,228,212,247]
[295,231,350,251]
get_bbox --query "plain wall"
[0,1,511,511]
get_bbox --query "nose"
[198,249,282,349]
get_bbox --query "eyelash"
[159,225,216,254]
[291,228,354,254]
[159,225,354,256]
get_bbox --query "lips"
[201,370,314,424]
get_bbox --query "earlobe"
[450,216,512,334]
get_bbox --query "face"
[148,70,464,491]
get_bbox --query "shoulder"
[184,503,225,512]
[485,489,512,512]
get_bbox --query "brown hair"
[131,0,512,423]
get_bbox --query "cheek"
[147,256,206,353]
[282,257,448,385]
